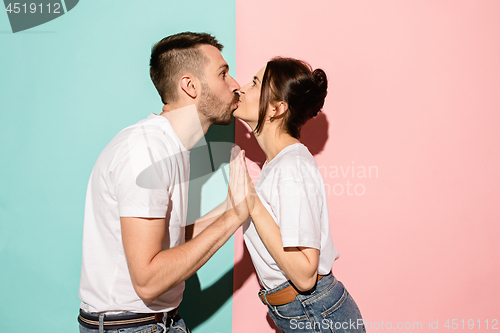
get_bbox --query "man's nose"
[229,75,240,92]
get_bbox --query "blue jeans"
[78,311,190,333]
[262,273,366,333]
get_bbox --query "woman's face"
[233,66,266,129]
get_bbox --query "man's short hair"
[150,32,223,104]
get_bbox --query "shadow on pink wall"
[235,112,329,166]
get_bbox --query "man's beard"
[199,82,239,126]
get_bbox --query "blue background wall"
[0,1,236,332]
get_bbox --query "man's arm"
[122,149,248,303]
[121,210,240,303]
[185,201,226,241]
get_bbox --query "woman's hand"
[226,145,250,223]
[241,154,262,217]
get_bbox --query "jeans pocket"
[320,291,365,333]
[271,298,308,320]
[268,306,312,333]
[168,317,190,333]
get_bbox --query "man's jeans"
[79,311,190,333]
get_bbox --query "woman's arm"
[244,161,319,292]
[251,202,319,291]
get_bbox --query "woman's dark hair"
[254,57,327,139]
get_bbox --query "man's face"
[197,45,241,125]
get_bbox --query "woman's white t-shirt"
[243,143,339,290]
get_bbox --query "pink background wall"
[233,0,500,331]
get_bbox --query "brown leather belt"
[259,274,326,306]
[155,307,178,323]
[78,308,178,330]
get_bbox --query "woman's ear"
[269,101,288,121]
[180,74,198,99]
[275,101,288,117]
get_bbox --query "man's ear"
[180,74,198,99]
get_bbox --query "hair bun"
[312,68,327,92]
[306,68,327,118]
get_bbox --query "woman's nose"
[240,84,249,94]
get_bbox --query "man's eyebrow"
[218,64,229,71]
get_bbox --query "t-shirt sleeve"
[112,136,172,218]
[276,179,321,249]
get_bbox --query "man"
[78,32,248,333]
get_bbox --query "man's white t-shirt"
[79,113,190,313]
[243,143,339,290]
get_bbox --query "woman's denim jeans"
[78,312,189,333]
[261,273,366,333]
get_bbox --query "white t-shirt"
[79,113,190,313]
[243,143,339,290]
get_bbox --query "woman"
[233,57,365,333]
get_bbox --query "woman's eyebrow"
[253,76,261,83]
